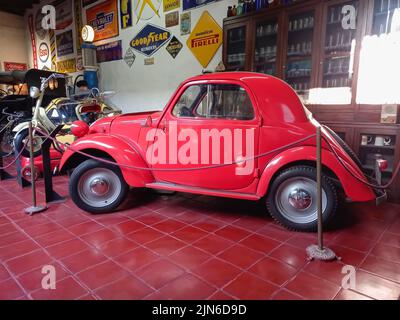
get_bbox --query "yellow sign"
[187,11,222,68]
[163,0,180,12]
[56,58,76,73]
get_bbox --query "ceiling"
[0,0,40,16]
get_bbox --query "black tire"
[69,159,129,214]
[0,128,14,157]
[14,128,43,158]
[324,125,363,169]
[266,166,338,232]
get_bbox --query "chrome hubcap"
[275,177,327,224]
[90,178,109,196]
[288,188,312,210]
[77,168,121,208]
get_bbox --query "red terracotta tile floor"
[0,175,399,300]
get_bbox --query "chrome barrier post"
[24,122,47,215]
[306,126,337,261]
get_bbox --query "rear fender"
[59,134,154,187]
[256,146,375,202]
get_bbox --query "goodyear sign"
[130,24,171,57]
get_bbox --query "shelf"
[360,144,395,150]
[286,74,311,79]
[288,27,314,33]
[324,72,351,76]
[256,33,278,38]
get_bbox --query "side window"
[195,84,254,120]
[172,85,204,117]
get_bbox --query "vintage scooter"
[13,73,65,158]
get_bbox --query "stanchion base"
[306,244,337,261]
[24,205,47,216]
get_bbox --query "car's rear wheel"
[69,159,128,213]
[266,166,338,232]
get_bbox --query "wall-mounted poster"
[133,0,161,24]
[182,0,221,11]
[54,0,73,30]
[144,57,155,65]
[130,24,171,57]
[56,30,74,57]
[74,0,84,55]
[124,47,136,67]
[3,62,28,71]
[28,15,38,69]
[165,11,179,28]
[82,0,98,7]
[163,0,180,12]
[86,0,119,42]
[187,11,222,68]
[56,58,76,73]
[166,36,183,58]
[180,12,191,35]
[39,43,50,63]
[96,40,123,63]
[120,0,133,29]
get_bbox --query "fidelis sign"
[130,24,171,57]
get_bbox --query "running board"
[145,182,260,201]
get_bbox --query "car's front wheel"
[69,159,128,213]
[266,166,338,232]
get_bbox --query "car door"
[149,80,260,191]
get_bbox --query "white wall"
[25,0,235,112]
[0,11,29,70]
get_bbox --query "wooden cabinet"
[223,0,400,202]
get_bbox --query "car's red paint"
[60,72,378,203]
[21,148,62,180]
[70,121,89,138]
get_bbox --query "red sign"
[3,62,28,71]
[28,14,38,69]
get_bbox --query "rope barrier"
[3,126,399,190]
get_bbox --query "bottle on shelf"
[232,5,237,16]
[237,0,244,15]
[227,6,233,17]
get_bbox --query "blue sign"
[130,23,171,57]
[56,30,74,57]
[183,0,221,11]
[91,11,115,30]
[96,40,123,63]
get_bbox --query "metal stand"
[15,147,31,188]
[41,124,66,204]
[306,126,337,261]
[25,122,46,215]
[0,155,13,180]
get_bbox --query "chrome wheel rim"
[275,177,327,224]
[22,135,43,154]
[77,168,121,208]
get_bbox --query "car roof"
[185,71,271,83]
[183,72,308,124]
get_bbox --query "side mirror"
[142,115,152,127]
[29,86,40,99]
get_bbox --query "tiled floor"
[0,174,399,300]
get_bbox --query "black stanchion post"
[15,144,31,188]
[24,122,47,215]
[0,154,13,180]
[306,126,337,261]
[41,124,66,204]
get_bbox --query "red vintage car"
[59,72,385,231]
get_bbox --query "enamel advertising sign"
[56,30,74,57]
[130,24,171,57]
[96,40,123,63]
[187,11,222,68]
[86,0,119,42]
[163,0,180,12]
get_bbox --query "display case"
[225,23,249,71]
[372,0,400,35]
[254,18,279,75]
[284,10,315,100]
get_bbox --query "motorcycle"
[0,108,25,157]
[13,73,65,158]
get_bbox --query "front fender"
[12,122,29,133]
[256,146,376,202]
[59,134,154,187]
